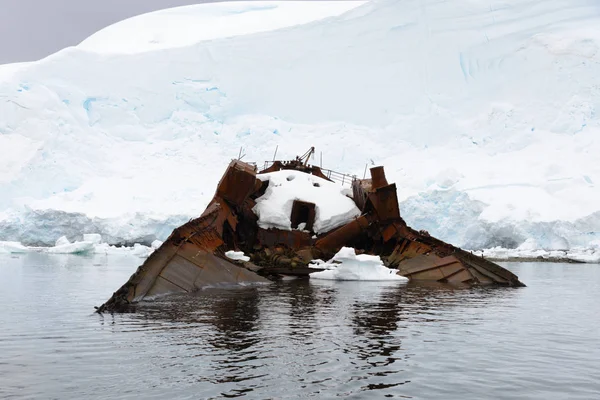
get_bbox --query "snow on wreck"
[97,149,524,312]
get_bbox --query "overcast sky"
[0,0,221,64]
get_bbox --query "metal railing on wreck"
[260,161,356,186]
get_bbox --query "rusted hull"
[98,158,524,313]
[97,213,270,313]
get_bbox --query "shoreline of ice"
[0,234,163,258]
[3,239,598,264]
[472,247,600,264]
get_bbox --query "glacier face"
[0,0,599,250]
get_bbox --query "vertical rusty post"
[370,166,388,190]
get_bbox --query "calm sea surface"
[1,253,599,399]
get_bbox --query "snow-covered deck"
[252,170,360,234]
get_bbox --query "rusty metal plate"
[158,254,204,292]
[367,184,400,221]
[216,160,257,206]
[177,242,270,287]
[146,276,188,297]
[257,228,312,250]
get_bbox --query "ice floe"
[309,247,408,281]
[0,234,154,257]
[473,247,600,263]
[225,250,250,262]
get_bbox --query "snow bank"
[253,170,360,234]
[79,1,365,54]
[225,250,250,262]
[310,247,408,281]
[1,0,600,256]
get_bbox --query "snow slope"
[0,62,31,82]
[1,0,599,253]
[79,1,367,54]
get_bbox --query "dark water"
[1,253,599,399]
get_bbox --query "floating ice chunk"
[83,233,102,244]
[474,245,600,263]
[0,241,29,253]
[131,243,153,257]
[0,239,155,257]
[47,241,94,254]
[309,247,408,281]
[1,239,93,254]
[93,242,152,257]
[55,236,71,247]
[225,250,250,262]
[151,240,164,249]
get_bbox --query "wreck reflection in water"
[121,279,520,397]
[2,255,599,399]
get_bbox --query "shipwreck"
[97,148,524,312]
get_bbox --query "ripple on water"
[0,256,599,399]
